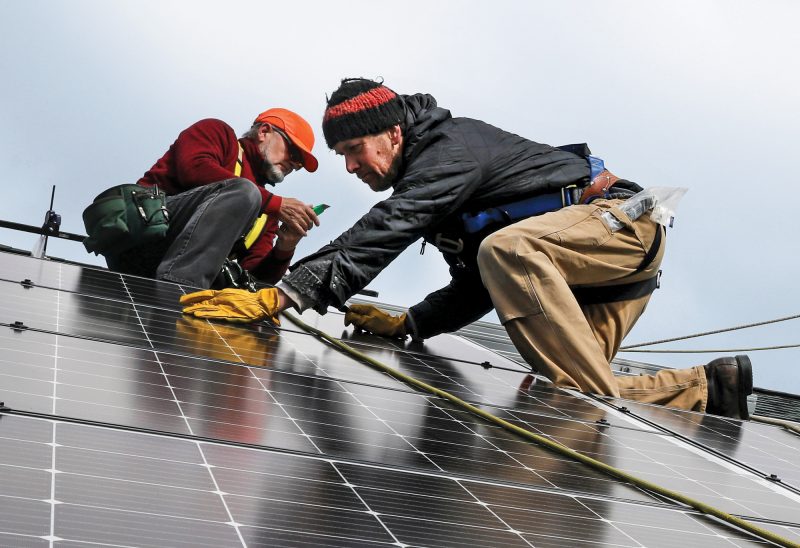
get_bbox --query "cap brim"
[284,130,318,172]
[300,148,318,172]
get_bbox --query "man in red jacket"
[107,108,320,289]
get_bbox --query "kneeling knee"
[227,178,262,210]
[477,231,515,271]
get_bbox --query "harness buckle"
[433,234,464,254]
[561,185,579,207]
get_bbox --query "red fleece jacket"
[137,118,292,282]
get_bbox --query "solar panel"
[601,398,800,492]
[2,251,799,546]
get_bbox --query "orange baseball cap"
[254,108,319,172]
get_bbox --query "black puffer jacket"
[284,94,592,337]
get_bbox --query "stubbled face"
[333,127,403,192]
[257,127,302,184]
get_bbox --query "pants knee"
[477,230,518,272]
[225,178,262,214]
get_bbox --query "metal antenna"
[41,186,56,257]
[31,185,62,259]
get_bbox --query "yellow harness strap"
[234,143,244,177]
[236,142,268,250]
[244,214,268,249]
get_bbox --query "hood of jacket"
[395,94,452,184]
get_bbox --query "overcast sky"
[1,0,798,393]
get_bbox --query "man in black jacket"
[184,78,753,420]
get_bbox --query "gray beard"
[263,161,285,184]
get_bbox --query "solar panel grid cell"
[54,504,241,548]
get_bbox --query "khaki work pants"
[476,199,708,412]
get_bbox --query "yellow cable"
[283,311,799,548]
[752,415,800,436]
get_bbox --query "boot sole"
[735,355,753,420]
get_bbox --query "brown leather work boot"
[704,355,753,420]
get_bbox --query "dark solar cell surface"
[602,397,800,492]
[1,252,799,546]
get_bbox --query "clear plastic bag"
[601,187,688,233]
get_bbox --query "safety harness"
[235,143,270,250]
[431,146,665,305]
[571,227,664,305]
[214,144,269,291]
[462,145,607,235]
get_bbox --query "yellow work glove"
[180,287,281,324]
[344,304,407,338]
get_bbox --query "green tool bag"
[82,184,169,256]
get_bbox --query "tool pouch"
[82,184,169,255]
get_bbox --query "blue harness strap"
[461,144,603,235]
[462,191,568,234]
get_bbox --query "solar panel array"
[2,251,800,547]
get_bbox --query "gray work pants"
[107,179,261,289]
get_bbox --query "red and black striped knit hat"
[322,78,405,149]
